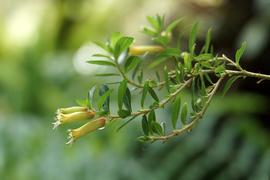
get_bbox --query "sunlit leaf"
[87,60,116,67]
[114,37,134,59]
[204,28,212,53]
[189,22,198,55]
[235,41,247,65]
[95,73,120,77]
[166,18,183,33]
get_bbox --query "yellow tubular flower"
[66,117,107,144]
[58,106,88,114]
[53,108,95,129]
[129,45,164,56]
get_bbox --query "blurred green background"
[0,0,270,179]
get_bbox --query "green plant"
[53,15,270,144]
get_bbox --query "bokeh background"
[0,0,270,179]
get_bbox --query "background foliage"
[0,0,269,179]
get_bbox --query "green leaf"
[181,103,188,125]
[88,86,96,109]
[215,65,225,75]
[141,82,149,107]
[123,88,132,112]
[163,66,170,92]
[183,52,192,71]
[117,109,131,118]
[155,72,160,81]
[148,110,156,123]
[204,28,212,53]
[114,37,134,59]
[194,53,213,61]
[199,74,207,96]
[148,87,159,102]
[149,57,167,68]
[97,86,112,112]
[158,48,181,58]
[118,79,127,110]
[93,41,109,52]
[153,36,169,46]
[172,96,181,129]
[124,56,141,72]
[95,73,120,77]
[147,16,160,32]
[132,61,142,80]
[142,115,149,136]
[189,22,198,55]
[235,41,247,65]
[137,69,144,84]
[166,18,183,33]
[151,122,163,135]
[137,136,150,142]
[87,60,116,67]
[117,115,137,131]
[142,27,157,36]
[109,32,122,49]
[76,98,89,107]
[92,53,112,60]
[222,76,241,97]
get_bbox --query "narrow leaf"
[181,103,188,125]
[141,82,149,107]
[95,73,120,77]
[87,60,116,67]
[123,88,132,111]
[222,76,241,97]
[97,87,112,112]
[235,41,247,65]
[172,96,181,129]
[166,18,183,33]
[148,110,156,123]
[151,122,163,135]
[114,37,134,59]
[117,115,137,131]
[88,86,96,109]
[118,79,127,110]
[124,56,141,72]
[142,115,149,135]
[204,28,212,53]
[189,22,198,55]
[117,109,131,118]
[148,87,159,102]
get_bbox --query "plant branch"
[109,78,193,121]
[147,76,225,141]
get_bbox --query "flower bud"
[57,106,88,114]
[129,45,164,56]
[53,108,95,129]
[66,117,107,144]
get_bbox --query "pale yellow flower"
[66,117,107,144]
[53,107,95,129]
